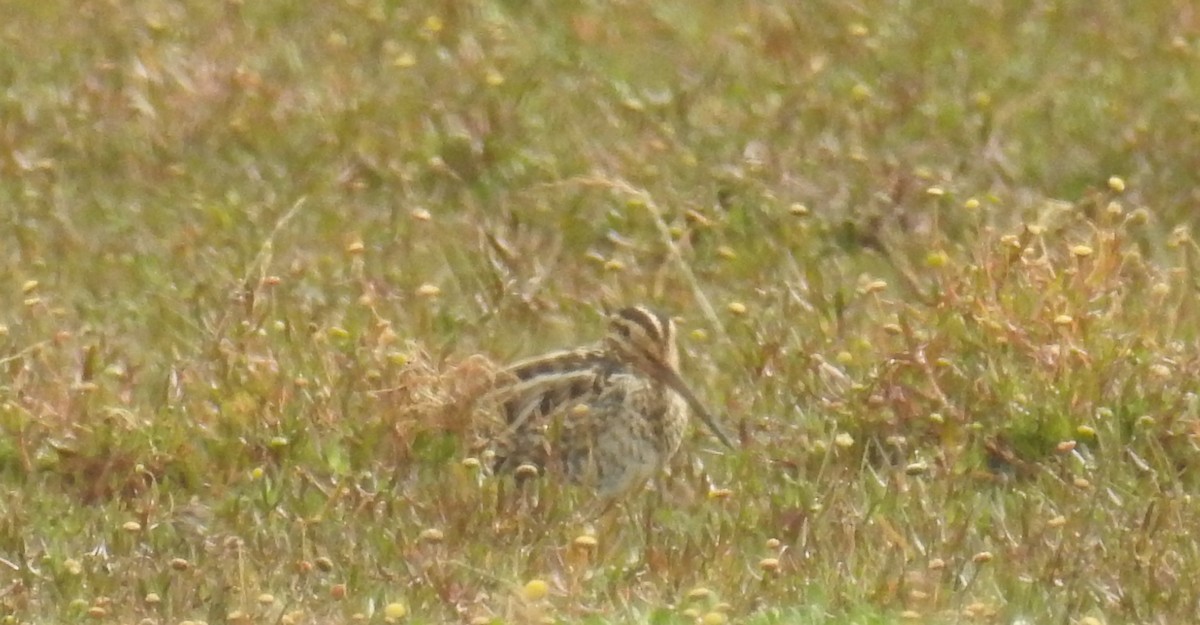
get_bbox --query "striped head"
[605,306,680,372]
[605,306,735,449]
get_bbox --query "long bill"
[643,358,736,449]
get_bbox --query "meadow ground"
[3,1,1200,623]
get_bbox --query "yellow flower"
[521,579,549,601]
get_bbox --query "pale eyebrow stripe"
[618,306,664,342]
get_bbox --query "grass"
[2,0,1200,623]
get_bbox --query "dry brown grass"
[5,0,1200,623]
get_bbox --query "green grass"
[3,0,1200,623]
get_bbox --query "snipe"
[487,306,734,503]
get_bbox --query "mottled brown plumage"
[488,306,734,499]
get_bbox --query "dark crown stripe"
[616,306,666,343]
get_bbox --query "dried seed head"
[706,488,733,500]
[573,535,598,550]
[859,279,888,294]
[1127,207,1150,225]
[384,602,408,621]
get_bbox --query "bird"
[486,305,735,505]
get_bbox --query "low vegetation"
[3,1,1199,623]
